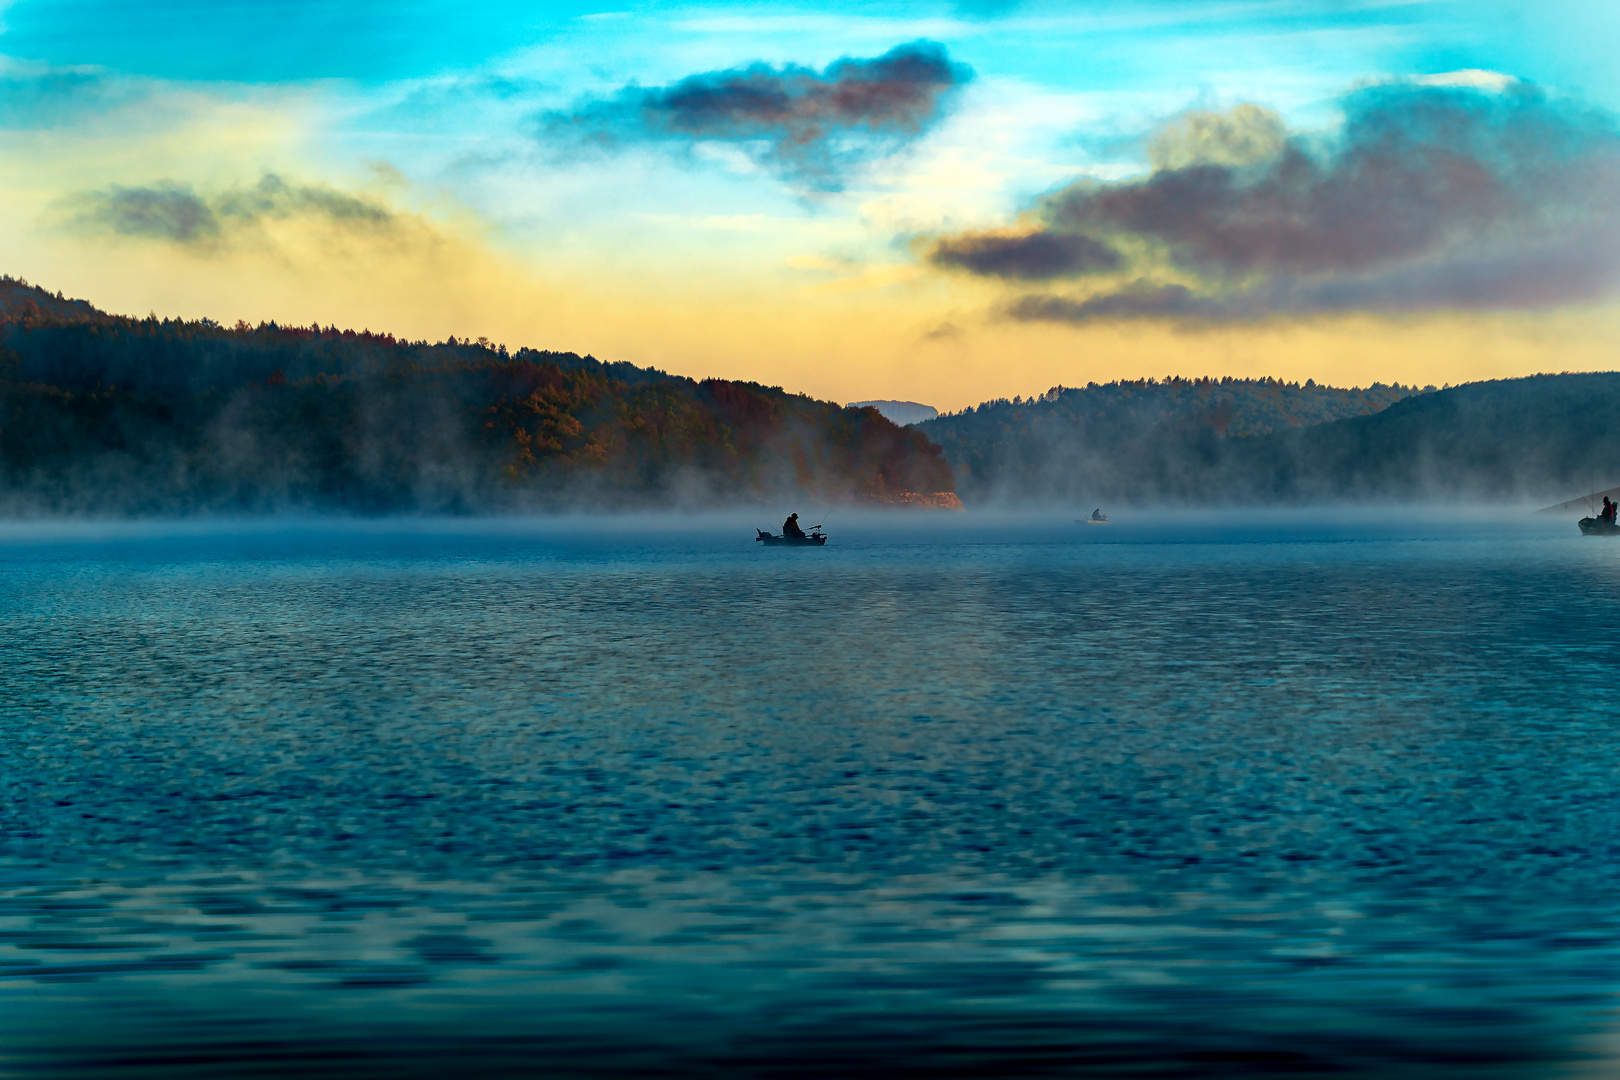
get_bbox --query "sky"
[1,0,1617,410]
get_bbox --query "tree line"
[920,373,1619,504]
[0,278,953,514]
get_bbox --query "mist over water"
[5,509,1620,1078]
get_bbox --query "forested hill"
[919,373,1620,505]
[1241,372,1620,503]
[920,376,1418,503]
[0,278,953,514]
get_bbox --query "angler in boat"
[756,512,827,546]
[1580,496,1620,535]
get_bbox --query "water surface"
[3,511,1619,1077]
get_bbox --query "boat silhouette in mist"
[755,527,827,546]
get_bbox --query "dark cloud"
[943,81,1620,322]
[1006,235,1620,325]
[543,41,971,187]
[214,175,394,226]
[1006,283,1199,322]
[930,230,1121,279]
[81,183,219,244]
[72,175,397,247]
[1046,86,1563,277]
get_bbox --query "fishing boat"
[756,528,827,546]
[1578,517,1620,536]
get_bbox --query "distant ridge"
[848,400,938,426]
[919,373,1620,505]
[921,376,1416,503]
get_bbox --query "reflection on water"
[3,511,1619,1077]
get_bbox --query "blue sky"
[3,0,1616,407]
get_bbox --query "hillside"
[920,373,1620,505]
[921,377,1418,503]
[0,278,953,514]
[1246,373,1620,502]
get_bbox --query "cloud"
[929,229,1122,279]
[931,81,1620,322]
[81,183,219,244]
[214,175,394,227]
[1146,102,1286,172]
[541,41,971,188]
[1009,230,1620,323]
[1413,69,1520,92]
[69,174,399,249]
[1005,282,1199,322]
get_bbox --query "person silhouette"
[782,513,806,538]
[1604,497,1616,524]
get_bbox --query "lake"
[3,509,1619,1078]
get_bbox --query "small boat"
[756,528,827,546]
[1579,517,1620,536]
